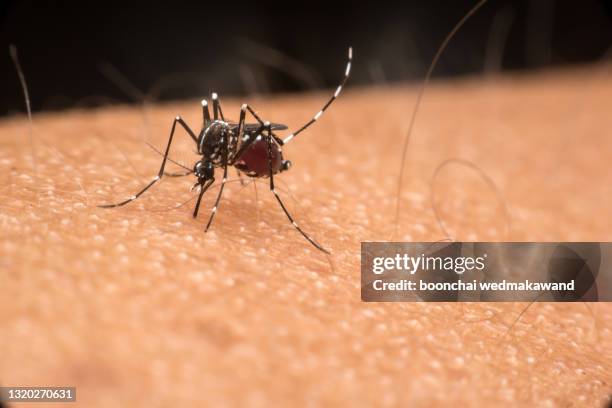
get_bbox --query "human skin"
[1,66,611,407]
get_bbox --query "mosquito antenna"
[98,64,194,179]
[145,141,192,172]
[148,179,249,212]
[9,44,36,172]
[150,193,199,212]
[282,46,352,144]
[392,0,488,239]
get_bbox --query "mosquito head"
[194,160,214,182]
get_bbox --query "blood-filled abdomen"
[234,139,282,177]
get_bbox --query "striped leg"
[236,104,285,146]
[230,104,268,164]
[98,116,197,208]
[193,178,215,218]
[202,103,236,230]
[211,92,225,121]
[236,169,247,186]
[264,122,329,254]
[204,163,228,232]
[201,98,212,127]
[282,47,352,144]
[164,170,192,177]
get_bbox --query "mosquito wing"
[229,122,288,132]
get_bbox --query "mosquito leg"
[282,47,352,144]
[175,116,198,143]
[232,131,263,165]
[193,178,214,218]
[236,103,247,146]
[201,98,212,127]
[204,106,232,230]
[204,163,228,231]
[230,104,263,164]
[244,104,284,145]
[228,103,280,166]
[211,92,225,121]
[264,122,329,253]
[229,104,268,167]
[252,177,261,226]
[98,116,197,208]
[245,104,264,123]
[164,170,193,177]
[236,169,247,186]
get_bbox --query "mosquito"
[99,47,352,253]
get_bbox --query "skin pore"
[1,65,612,406]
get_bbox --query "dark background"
[1,0,611,116]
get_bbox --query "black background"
[1,0,611,116]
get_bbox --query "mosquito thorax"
[200,120,237,163]
[194,160,214,181]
